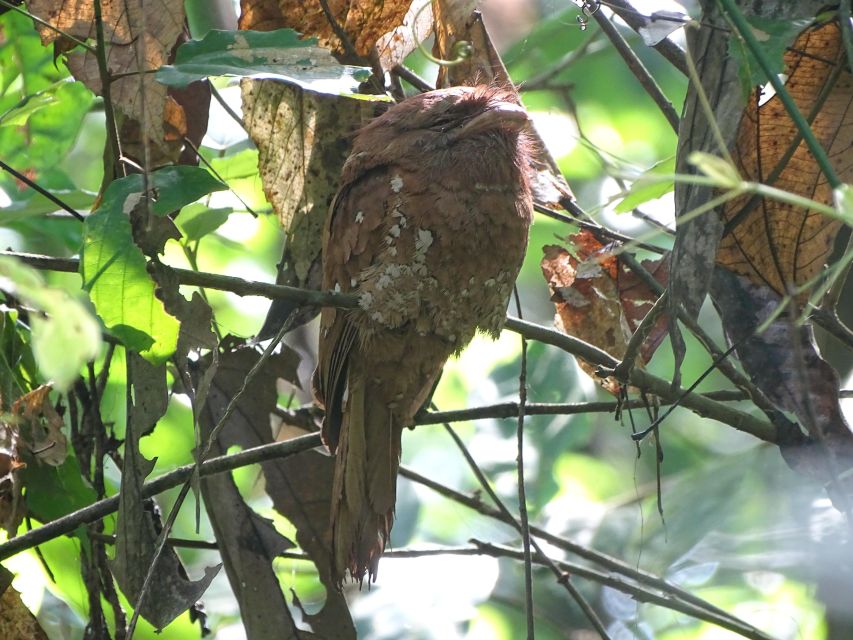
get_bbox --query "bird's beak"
[451,102,529,140]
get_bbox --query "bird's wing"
[314,167,390,452]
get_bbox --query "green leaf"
[80,180,180,363]
[21,451,97,524]
[176,203,233,242]
[0,88,59,127]
[116,165,227,216]
[0,257,102,391]
[156,29,377,97]
[614,157,675,213]
[208,148,260,181]
[0,189,96,222]
[727,15,811,94]
[688,151,742,189]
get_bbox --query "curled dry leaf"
[239,0,418,68]
[11,385,66,467]
[27,0,194,155]
[716,20,852,296]
[541,231,669,394]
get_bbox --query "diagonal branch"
[3,250,779,442]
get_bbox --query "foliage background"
[0,0,849,638]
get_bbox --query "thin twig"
[93,0,123,177]
[632,341,740,441]
[504,316,779,443]
[522,32,607,91]
[398,466,775,640]
[607,289,670,381]
[210,84,245,128]
[534,201,668,254]
[441,422,610,637]
[0,432,323,561]
[591,7,679,132]
[391,64,434,93]
[318,0,362,62]
[0,159,85,221]
[512,288,534,639]
[182,137,257,216]
[0,251,359,309]
[597,0,688,75]
[617,252,778,414]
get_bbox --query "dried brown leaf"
[201,347,355,638]
[541,236,625,394]
[541,233,669,393]
[11,385,66,466]
[239,0,414,66]
[618,256,670,363]
[716,20,852,296]
[0,422,25,536]
[243,80,376,334]
[242,81,374,287]
[28,0,188,154]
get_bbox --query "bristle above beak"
[452,102,529,140]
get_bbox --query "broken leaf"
[201,346,355,638]
[541,233,670,393]
[110,353,219,630]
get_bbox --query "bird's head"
[344,85,531,181]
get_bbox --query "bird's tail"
[330,373,402,586]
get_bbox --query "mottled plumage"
[313,85,533,584]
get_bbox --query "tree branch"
[504,317,778,443]
[398,466,775,640]
[0,433,323,562]
[590,7,680,132]
[598,0,688,75]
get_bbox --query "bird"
[313,84,534,585]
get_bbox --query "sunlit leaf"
[0,257,102,391]
[80,177,182,362]
[614,156,675,213]
[157,29,374,96]
[176,203,233,241]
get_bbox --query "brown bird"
[314,85,533,584]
